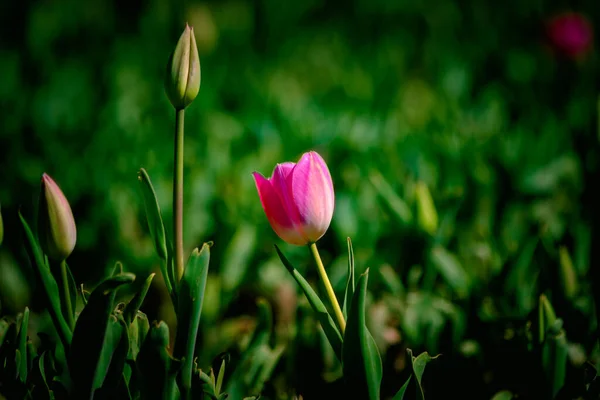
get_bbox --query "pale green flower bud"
[165,24,201,110]
[38,173,77,261]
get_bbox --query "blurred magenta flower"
[547,12,593,58]
[253,151,335,245]
[38,173,77,261]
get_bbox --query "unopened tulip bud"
[253,151,335,245]
[38,173,77,261]
[165,24,201,110]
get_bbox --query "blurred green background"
[0,0,598,398]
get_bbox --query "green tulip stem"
[174,108,185,282]
[310,242,346,334]
[60,260,75,330]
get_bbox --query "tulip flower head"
[253,151,335,245]
[547,12,593,59]
[38,173,77,261]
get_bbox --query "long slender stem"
[60,260,75,330]
[309,242,346,334]
[174,108,185,282]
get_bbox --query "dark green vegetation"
[0,0,598,398]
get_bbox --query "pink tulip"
[38,173,77,261]
[253,151,335,245]
[547,12,593,58]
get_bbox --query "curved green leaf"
[124,273,155,325]
[69,273,135,399]
[138,168,173,297]
[274,244,343,361]
[392,375,411,400]
[343,238,355,320]
[174,243,211,399]
[137,321,180,400]
[342,269,382,400]
[19,212,72,350]
[96,315,131,399]
[407,348,440,400]
[16,307,30,384]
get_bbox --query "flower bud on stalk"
[38,173,77,261]
[165,24,201,110]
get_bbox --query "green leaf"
[215,358,226,395]
[407,348,440,400]
[69,273,135,399]
[392,375,411,400]
[174,243,211,398]
[127,311,150,363]
[429,246,470,298]
[137,321,180,400]
[192,365,217,399]
[19,212,72,350]
[342,269,382,400]
[49,260,77,330]
[558,246,578,299]
[123,273,155,325]
[37,351,55,398]
[539,295,567,398]
[342,237,355,320]
[415,181,438,235]
[274,244,343,360]
[490,390,513,400]
[16,307,30,384]
[369,169,413,224]
[138,168,172,296]
[95,315,131,399]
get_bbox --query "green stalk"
[309,242,346,334]
[60,260,75,330]
[174,108,185,282]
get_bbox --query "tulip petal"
[253,172,308,245]
[289,152,334,243]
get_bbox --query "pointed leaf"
[69,273,135,399]
[16,307,30,383]
[274,244,343,360]
[19,212,72,350]
[174,243,211,398]
[96,315,131,399]
[407,348,440,400]
[124,273,155,325]
[215,359,226,395]
[138,169,172,295]
[392,375,411,400]
[342,238,355,320]
[342,269,382,400]
[137,321,180,400]
[430,246,470,298]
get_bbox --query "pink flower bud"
[547,12,593,58]
[38,173,77,261]
[253,151,335,245]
